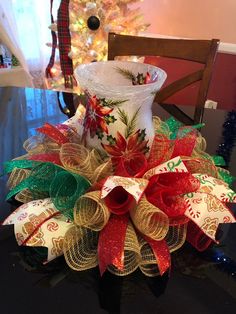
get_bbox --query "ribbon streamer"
[98,214,129,275]
[45,0,57,78]
[57,0,74,88]
[144,237,170,275]
[37,123,69,145]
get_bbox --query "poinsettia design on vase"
[83,94,127,140]
[76,61,167,152]
[102,130,149,177]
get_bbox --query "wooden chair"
[107,32,220,125]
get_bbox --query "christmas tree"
[46,0,148,90]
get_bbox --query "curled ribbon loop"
[74,191,110,231]
[60,143,104,182]
[139,236,160,277]
[23,134,60,154]
[50,170,91,219]
[186,221,213,251]
[63,225,99,271]
[104,186,136,215]
[130,195,169,241]
[165,224,188,252]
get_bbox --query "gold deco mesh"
[182,157,218,178]
[165,223,187,253]
[139,236,160,277]
[15,189,34,203]
[63,225,98,271]
[23,135,60,154]
[146,134,174,171]
[90,159,113,183]
[194,133,207,151]
[7,168,48,203]
[60,143,94,179]
[7,168,30,189]
[152,116,170,137]
[74,191,110,231]
[107,222,141,276]
[59,143,112,183]
[130,196,169,241]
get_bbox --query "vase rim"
[75,60,167,92]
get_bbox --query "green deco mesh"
[5,161,91,220]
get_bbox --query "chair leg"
[193,107,204,124]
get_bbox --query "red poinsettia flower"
[102,131,149,177]
[83,95,113,138]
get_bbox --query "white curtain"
[0,1,33,87]
[0,0,60,88]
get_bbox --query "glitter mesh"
[139,236,160,277]
[165,224,187,253]
[107,222,141,276]
[130,196,169,241]
[74,191,110,231]
[63,225,98,271]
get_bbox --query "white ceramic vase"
[75,61,167,153]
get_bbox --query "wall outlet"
[205,99,218,109]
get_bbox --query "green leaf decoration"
[101,98,128,108]
[125,106,141,138]
[118,107,141,138]
[96,129,104,140]
[107,135,116,145]
[115,67,135,81]
[117,108,129,126]
[104,115,117,125]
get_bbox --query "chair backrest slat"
[155,69,203,103]
[107,32,220,124]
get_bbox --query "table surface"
[0,87,236,314]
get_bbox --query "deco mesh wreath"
[2,61,236,277]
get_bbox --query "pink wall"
[131,0,236,110]
[133,0,236,43]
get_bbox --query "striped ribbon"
[45,0,58,78]
[57,0,74,88]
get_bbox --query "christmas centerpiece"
[2,61,236,277]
